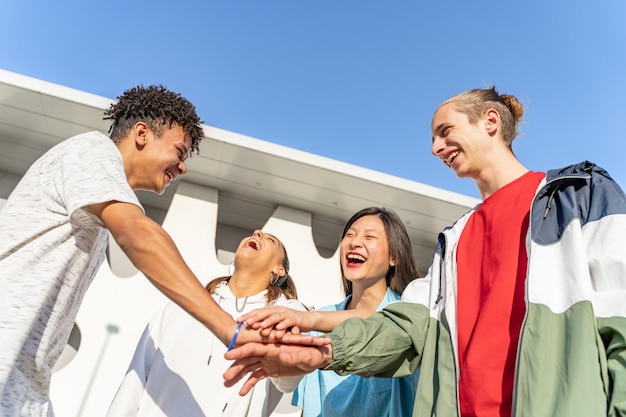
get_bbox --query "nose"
[177,161,188,176]
[347,234,363,248]
[432,136,445,157]
[253,230,263,238]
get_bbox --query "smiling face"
[234,230,286,280]
[340,215,395,288]
[431,103,493,180]
[131,123,191,195]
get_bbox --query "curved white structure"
[0,69,479,416]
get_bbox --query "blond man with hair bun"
[224,86,626,417]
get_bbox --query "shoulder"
[545,161,626,206]
[54,131,120,167]
[532,161,626,244]
[61,131,113,149]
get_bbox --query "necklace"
[235,296,249,313]
[217,281,250,313]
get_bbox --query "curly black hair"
[103,85,204,156]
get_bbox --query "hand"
[223,340,333,395]
[229,323,330,347]
[237,306,317,337]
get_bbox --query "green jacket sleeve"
[325,301,430,378]
[599,317,626,416]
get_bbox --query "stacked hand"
[224,306,332,395]
[237,305,318,337]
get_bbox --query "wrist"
[309,311,322,330]
[227,321,244,351]
[320,343,333,369]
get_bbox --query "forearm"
[311,309,373,333]
[325,301,427,378]
[112,214,235,344]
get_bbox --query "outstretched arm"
[238,306,376,337]
[92,201,267,345]
[224,301,428,395]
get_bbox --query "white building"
[0,69,479,416]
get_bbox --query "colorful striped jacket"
[326,161,626,417]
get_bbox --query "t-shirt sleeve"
[53,133,142,224]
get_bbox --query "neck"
[115,139,140,190]
[346,278,388,311]
[228,270,268,298]
[475,152,529,200]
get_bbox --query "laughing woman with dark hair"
[238,207,421,417]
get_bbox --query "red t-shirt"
[456,171,546,417]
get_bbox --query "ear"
[272,266,286,277]
[483,108,500,135]
[133,122,149,147]
[389,256,397,267]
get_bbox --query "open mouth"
[346,253,366,265]
[246,239,260,250]
[444,151,460,166]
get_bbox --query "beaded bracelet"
[227,321,244,351]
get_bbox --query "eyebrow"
[431,123,446,142]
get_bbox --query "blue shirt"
[292,288,419,417]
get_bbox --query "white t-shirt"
[0,131,141,416]
[106,281,306,417]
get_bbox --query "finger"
[271,318,297,331]
[223,358,263,386]
[225,343,270,360]
[238,306,285,326]
[259,313,288,329]
[237,309,270,325]
[239,369,267,396]
[279,334,332,346]
[271,328,286,339]
[247,322,261,330]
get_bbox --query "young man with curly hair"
[0,85,248,416]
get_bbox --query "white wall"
[49,181,344,417]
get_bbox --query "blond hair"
[439,86,525,148]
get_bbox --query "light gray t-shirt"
[0,131,142,416]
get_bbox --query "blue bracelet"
[227,321,244,351]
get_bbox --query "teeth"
[445,151,460,165]
[347,253,366,262]
[246,239,259,250]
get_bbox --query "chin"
[152,184,166,195]
[451,167,466,178]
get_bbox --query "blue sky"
[2,1,625,199]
